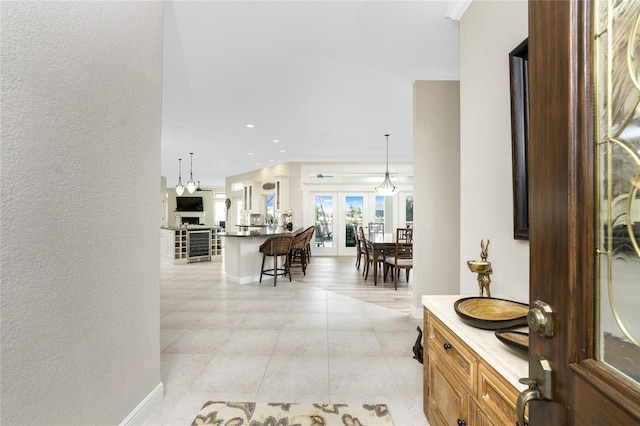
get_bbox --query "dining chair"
[384,228,413,290]
[396,227,413,244]
[353,224,364,269]
[360,226,384,282]
[368,222,384,242]
[382,227,412,278]
[259,234,293,286]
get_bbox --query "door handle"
[516,379,540,426]
[515,353,553,426]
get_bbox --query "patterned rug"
[191,401,395,426]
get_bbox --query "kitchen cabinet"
[161,227,222,264]
[274,176,289,212]
[242,181,261,212]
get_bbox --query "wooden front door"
[527,0,640,424]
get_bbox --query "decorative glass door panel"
[595,0,640,386]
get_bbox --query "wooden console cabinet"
[423,302,527,426]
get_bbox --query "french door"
[342,194,365,256]
[310,192,399,256]
[311,193,337,255]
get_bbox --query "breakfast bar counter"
[221,226,302,284]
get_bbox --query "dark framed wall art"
[509,38,529,240]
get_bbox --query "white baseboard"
[120,382,164,426]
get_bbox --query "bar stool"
[288,226,315,274]
[304,226,315,263]
[289,231,310,275]
[259,234,293,286]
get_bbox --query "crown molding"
[445,0,473,21]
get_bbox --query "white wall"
[226,163,299,226]
[412,81,461,312]
[459,1,529,301]
[226,161,415,229]
[1,2,163,424]
[167,189,218,227]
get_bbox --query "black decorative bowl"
[453,297,529,330]
[495,329,529,355]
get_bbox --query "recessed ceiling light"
[248,152,253,156]
[246,124,254,128]
[256,163,261,166]
[273,139,279,143]
[280,149,286,153]
[269,159,274,162]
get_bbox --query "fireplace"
[182,217,200,225]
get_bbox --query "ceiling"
[161,1,463,188]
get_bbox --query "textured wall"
[459,1,529,301]
[1,2,163,424]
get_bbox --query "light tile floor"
[144,255,429,426]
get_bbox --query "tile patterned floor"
[144,255,429,426]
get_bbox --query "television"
[176,196,204,212]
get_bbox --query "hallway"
[145,256,428,425]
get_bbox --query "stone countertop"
[422,294,529,391]
[220,226,303,237]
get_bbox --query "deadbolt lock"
[527,300,554,337]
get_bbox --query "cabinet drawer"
[477,363,521,425]
[428,313,477,392]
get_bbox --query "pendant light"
[176,158,185,196]
[196,181,202,191]
[375,134,397,196]
[186,152,197,194]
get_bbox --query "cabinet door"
[477,363,521,425]
[275,177,289,212]
[470,399,493,426]
[427,352,470,426]
[243,184,253,211]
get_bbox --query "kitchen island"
[221,226,302,284]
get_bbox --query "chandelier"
[175,158,185,196]
[375,134,397,196]
[186,152,197,194]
